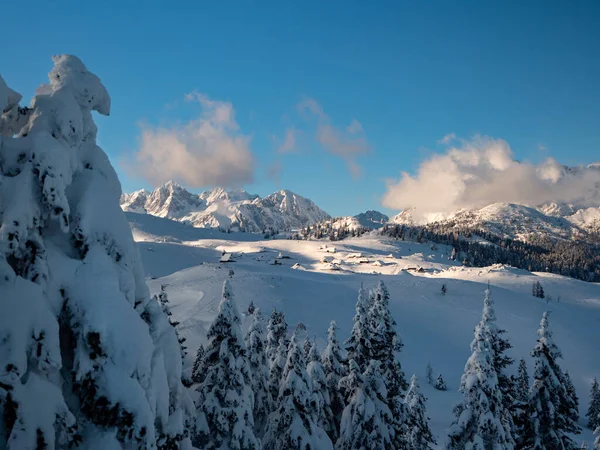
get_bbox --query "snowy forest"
[1,57,600,449]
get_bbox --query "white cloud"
[125,92,254,188]
[438,132,456,144]
[298,97,370,178]
[382,135,600,220]
[276,127,297,154]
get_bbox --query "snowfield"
[129,212,600,447]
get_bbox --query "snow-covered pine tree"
[446,310,514,449]
[404,375,436,449]
[307,341,337,441]
[194,281,258,450]
[587,378,600,430]
[191,343,205,384]
[155,284,191,385]
[263,327,333,450]
[304,335,313,361]
[368,280,408,447]
[268,336,288,410]
[480,287,516,443]
[0,56,193,449]
[426,362,434,385]
[565,371,581,429]
[515,358,530,404]
[513,358,530,447]
[525,311,580,449]
[321,320,347,440]
[266,309,288,368]
[336,360,395,450]
[435,373,448,391]
[244,307,270,437]
[344,285,373,372]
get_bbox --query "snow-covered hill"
[392,201,600,242]
[128,212,600,447]
[121,181,330,232]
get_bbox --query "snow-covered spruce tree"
[587,378,600,430]
[513,358,530,447]
[404,375,436,449]
[266,309,288,368]
[426,362,434,385]
[155,284,191,385]
[307,340,336,442]
[0,57,193,449]
[446,312,514,449]
[565,371,581,430]
[267,336,288,410]
[480,288,517,443]
[435,373,448,391]
[191,343,205,384]
[336,360,395,450]
[344,285,373,373]
[304,335,313,361]
[244,307,270,437]
[525,312,580,449]
[321,320,347,440]
[263,327,333,450]
[194,281,258,450]
[368,280,408,447]
[595,422,600,450]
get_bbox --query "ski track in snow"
[129,212,600,447]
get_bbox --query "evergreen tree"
[344,285,373,373]
[404,375,436,449]
[191,343,205,384]
[336,360,395,450]
[304,335,313,361]
[0,57,193,449]
[426,362,434,385]
[515,358,530,404]
[513,358,530,447]
[565,371,581,426]
[525,312,580,449]
[368,280,408,447]
[266,309,288,368]
[268,337,288,410]
[587,378,600,430]
[307,341,336,441]
[595,423,600,450]
[194,281,258,449]
[481,287,517,443]
[321,320,347,440]
[435,373,448,391]
[263,327,333,450]
[447,310,514,449]
[245,307,270,437]
[442,284,447,295]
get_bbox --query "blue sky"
[2,0,599,217]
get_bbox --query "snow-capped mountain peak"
[121,182,330,232]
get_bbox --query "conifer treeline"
[181,281,595,449]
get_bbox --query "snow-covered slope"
[128,212,600,447]
[354,210,389,229]
[121,182,330,232]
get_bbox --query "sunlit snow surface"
[128,211,600,447]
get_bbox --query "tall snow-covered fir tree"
[336,360,395,450]
[525,311,580,449]
[513,358,530,448]
[194,281,258,450]
[321,320,347,441]
[587,378,600,430]
[266,309,288,369]
[564,371,580,428]
[267,337,288,410]
[307,340,336,442]
[191,342,205,384]
[368,280,408,447]
[515,358,530,404]
[447,301,514,449]
[0,57,193,449]
[244,307,270,437]
[404,374,436,450]
[344,285,373,373]
[263,327,333,450]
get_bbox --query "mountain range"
[120,181,331,233]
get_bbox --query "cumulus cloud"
[275,127,297,154]
[382,135,600,221]
[438,132,456,144]
[125,92,254,188]
[298,97,370,178]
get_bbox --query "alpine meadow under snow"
[2,57,600,450]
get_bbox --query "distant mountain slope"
[121,181,331,232]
